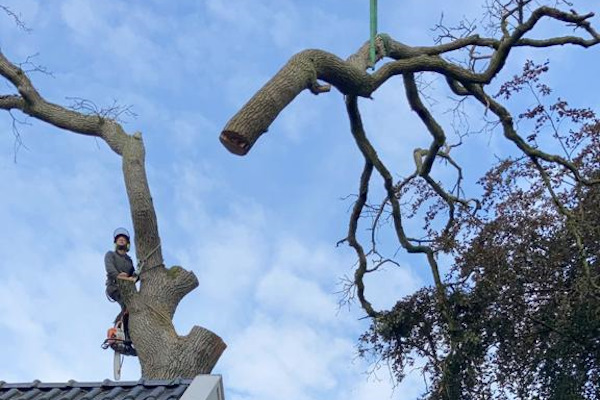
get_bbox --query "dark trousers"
[106,285,127,323]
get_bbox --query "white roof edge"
[180,375,224,400]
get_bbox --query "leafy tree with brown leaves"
[220,1,600,398]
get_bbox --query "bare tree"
[0,21,225,380]
[220,1,600,397]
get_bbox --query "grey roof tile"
[0,379,193,400]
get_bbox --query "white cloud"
[169,192,270,334]
[59,1,178,87]
[255,268,339,325]
[168,114,219,153]
[60,0,105,38]
[270,236,349,281]
[204,0,298,48]
[0,261,122,381]
[223,313,353,400]
[277,91,326,144]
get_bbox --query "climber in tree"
[105,227,137,322]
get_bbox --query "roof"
[0,378,192,400]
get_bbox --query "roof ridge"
[0,378,198,400]
[0,378,194,389]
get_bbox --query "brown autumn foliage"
[358,60,600,399]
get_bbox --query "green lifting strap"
[370,0,378,65]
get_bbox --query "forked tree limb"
[345,95,458,336]
[0,50,128,154]
[403,73,446,177]
[220,6,598,155]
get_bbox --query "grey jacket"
[105,250,135,290]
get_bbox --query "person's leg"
[107,286,126,323]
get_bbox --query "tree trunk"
[0,45,227,374]
[118,133,226,378]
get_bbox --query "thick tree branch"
[220,49,375,155]
[346,159,379,318]
[139,266,198,318]
[403,73,446,176]
[516,35,600,48]
[0,49,128,154]
[174,326,227,376]
[220,6,598,156]
[117,278,139,307]
[0,94,25,110]
[122,132,164,271]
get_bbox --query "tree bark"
[119,265,226,379]
[118,133,226,379]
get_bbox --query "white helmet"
[113,227,130,242]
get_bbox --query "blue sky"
[0,1,598,399]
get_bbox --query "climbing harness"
[370,0,378,66]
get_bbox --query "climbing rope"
[133,242,174,324]
[135,242,161,276]
[370,0,378,66]
[143,301,172,326]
